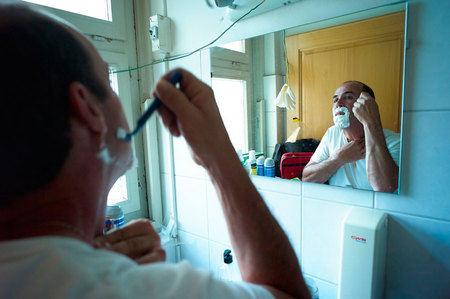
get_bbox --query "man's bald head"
[0,4,107,199]
[342,80,375,99]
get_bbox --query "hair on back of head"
[0,4,108,201]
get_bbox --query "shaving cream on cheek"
[97,147,115,165]
[96,135,136,174]
[333,107,350,128]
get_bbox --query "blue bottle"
[264,158,275,177]
[104,205,125,234]
[257,156,265,176]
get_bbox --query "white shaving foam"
[97,147,114,165]
[333,107,350,128]
[116,128,128,140]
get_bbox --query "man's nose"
[336,96,344,107]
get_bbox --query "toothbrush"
[116,71,182,141]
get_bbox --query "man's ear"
[68,82,106,134]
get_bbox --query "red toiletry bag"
[280,152,314,179]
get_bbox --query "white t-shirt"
[0,237,273,299]
[310,125,400,190]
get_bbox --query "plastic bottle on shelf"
[257,156,265,176]
[264,158,275,177]
[103,205,125,234]
[248,150,257,175]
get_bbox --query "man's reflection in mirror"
[302,81,400,193]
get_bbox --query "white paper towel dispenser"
[338,207,388,299]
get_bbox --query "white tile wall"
[383,212,450,298]
[302,198,353,284]
[252,175,301,195]
[403,3,450,111]
[178,230,210,270]
[376,111,450,221]
[304,275,337,299]
[266,146,275,161]
[173,137,206,179]
[264,74,283,156]
[168,52,203,78]
[209,241,242,280]
[174,176,208,237]
[263,76,278,114]
[303,181,374,208]
[206,181,232,246]
[266,111,277,153]
[152,0,450,297]
[259,188,302,259]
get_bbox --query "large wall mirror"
[209,2,407,193]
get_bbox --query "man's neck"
[0,165,107,244]
[342,122,365,141]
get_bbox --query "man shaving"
[0,4,310,298]
[302,81,400,192]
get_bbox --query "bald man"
[302,81,400,192]
[0,4,309,298]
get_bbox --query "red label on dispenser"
[351,235,367,244]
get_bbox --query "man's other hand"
[333,138,365,163]
[352,91,382,127]
[94,219,166,264]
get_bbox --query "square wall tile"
[168,52,202,78]
[206,181,232,246]
[303,275,337,299]
[178,230,210,271]
[302,181,373,208]
[200,49,212,86]
[403,0,450,111]
[173,136,206,179]
[252,175,301,196]
[266,111,277,152]
[266,146,275,161]
[302,198,353,284]
[376,111,450,221]
[161,238,177,264]
[175,176,208,238]
[260,189,301,259]
[263,75,283,113]
[383,212,450,298]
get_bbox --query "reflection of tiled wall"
[152,0,450,298]
[264,75,284,157]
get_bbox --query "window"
[218,40,245,53]
[21,0,127,40]
[107,66,128,206]
[210,40,252,153]
[24,1,145,215]
[101,52,141,213]
[108,176,128,205]
[23,0,112,21]
[211,78,247,151]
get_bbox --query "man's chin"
[336,123,350,129]
[334,118,350,129]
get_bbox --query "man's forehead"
[334,83,361,96]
